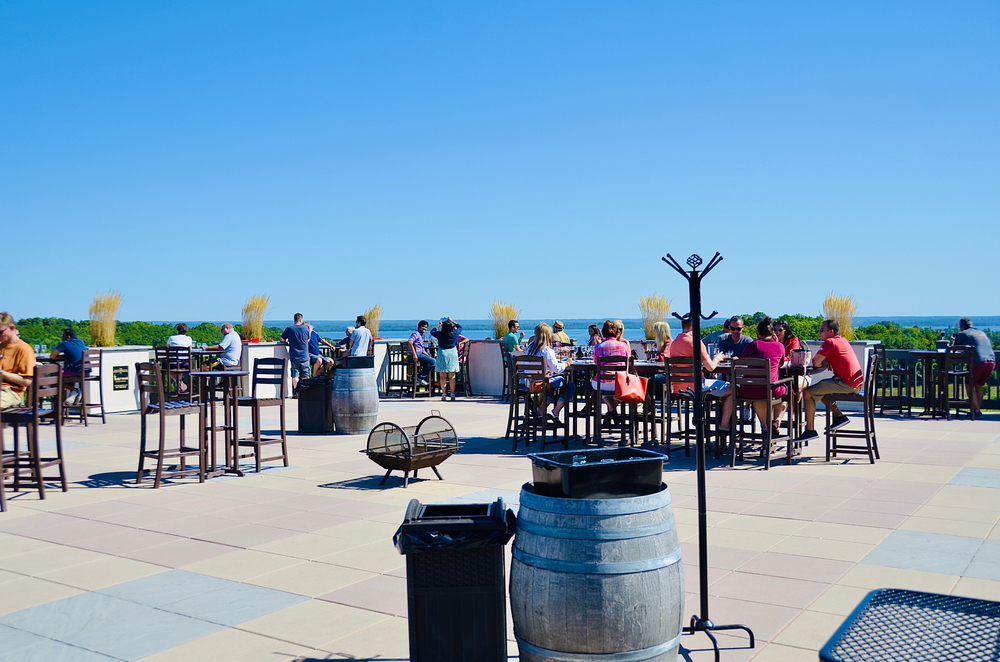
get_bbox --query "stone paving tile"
[709,572,829,609]
[122,539,237,568]
[770,609,843,651]
[247,561,374,597]
[951,467,1000,489]
[237,600,389,650]
[137,627,310,662]
[861,530,983,575]
[736,552,853,584]
[316,574,407,616]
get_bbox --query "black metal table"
[189,370,249,477]
[820,588,1000,662]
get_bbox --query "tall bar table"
[190,370,249,477]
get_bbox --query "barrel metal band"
[519,484,671,516]
[512,547,681,575]
[515,633,682,662]
[516,516,675,540]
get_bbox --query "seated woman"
[735,317,788,436]
[524,323,575,422]
[587,324,602,347]
[592,319,631,423]
[774,320,800,361]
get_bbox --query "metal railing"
[881,349,999,410]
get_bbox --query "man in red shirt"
[800,319,863,441]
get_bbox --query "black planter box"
[528,447,666,499]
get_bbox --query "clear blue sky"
[3,2,997,323]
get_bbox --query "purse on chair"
[614,370,648,404]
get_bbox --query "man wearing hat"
[552,321,572,345]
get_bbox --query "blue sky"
[3,2,997,323]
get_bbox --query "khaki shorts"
[1,385,24,410]
[807,376,860,402]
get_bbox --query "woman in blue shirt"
[431,318,462,401]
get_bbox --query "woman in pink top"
[592,319,630,422]
[737,317,788,435]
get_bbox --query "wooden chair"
[509,355,565,452]
[0,423,9,512]
[729,358,794,470]
[154,346,194,402]
[385,343,407,397]
[663,357,698,457]
[499,343,512,402]
[564,365,593,444]
[135,362,206,488]
[594,354,633,447]
[934,346,974,420]
[875,344,912,417]
[236,357,290,473]
[457,339,473,397]
[1,364,68,499]
[401,343,434,398]
[825,353,881,464]
[62,348,106,425]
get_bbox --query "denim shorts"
[290,361,311,379]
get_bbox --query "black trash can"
[296,377,334,434]
[393,498,515,662]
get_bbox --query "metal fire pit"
[364,412,458,487]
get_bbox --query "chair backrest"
[82,348,102,378]
[164,346,191,371]
[251,357,287,398]
[595,353,629,372]
[514,355,546,394]
[135,362,164,409]
[863,351,879,406]
[732,357,773,399]
[665,356,697,390]
[30,363,62,411]
[500,342,512,366]
[944,345,973,373]
[458,339,470,365]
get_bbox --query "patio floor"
[1,397,998,661]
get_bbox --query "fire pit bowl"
[364,412,458,487]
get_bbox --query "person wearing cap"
[552,321,572,345]
[0,312,37,410]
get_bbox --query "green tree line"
[700,313,1000,350]
[13,318,283,348]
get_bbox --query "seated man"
[503,320,524,353]
[306,323,336,376]
[706,318,731,346]
[407,321,434,385]
[669,315,731,428]
[552,321,572,345]
[204,323,243,369]
[717,316,751,357]
[348,316,373,357]
[800,319,863,441]
[0,312,36,410]
[952,317,996,419]
[51,327,87,405]
[280,313,312,388]
[336,327,354,356]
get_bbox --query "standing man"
[717,316,751,357]
[953,318,996,419]
[503,320,524,353]
[0,312,36,410]
[348,316,373,358]
[280,313,312,388]
[306,323,336,376]
[407,321,434,385]
[800,319,864,441]
[204,323,242,369]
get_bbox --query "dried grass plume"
[823,292,857,340]
[490,301,520,339]
[638,294,671,341]
[241,294,270,341]
[89,290,122,347]
[363,304,382,338]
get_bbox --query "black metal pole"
[663,252,754,662]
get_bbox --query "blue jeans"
[548,375,576,403]
[415,353,435,379]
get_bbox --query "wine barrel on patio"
[332,365,379,435]
[510,484,684,662]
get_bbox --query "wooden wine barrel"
[510,484,684,662]
[332,367,379,435]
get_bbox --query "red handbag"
[614,370,648,404]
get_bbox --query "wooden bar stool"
[236,357,289,473]
[135,362,206,488]
[1,363,68,499]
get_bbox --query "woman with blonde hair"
[525,323,575,421]
[652,321,672,360]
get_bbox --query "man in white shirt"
[204,323,242,368]
[347,315,373,358]
[166,323,193,348]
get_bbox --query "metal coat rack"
[662,252,755,661]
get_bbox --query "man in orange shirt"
[0,312,37,410]
[800,319,864,441]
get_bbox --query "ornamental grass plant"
[639,294,671,340]
[241,294,270,341]
[363,304,382,338]
[89,290,122,347]
[490,301,520,339]
[823,293,857,340]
